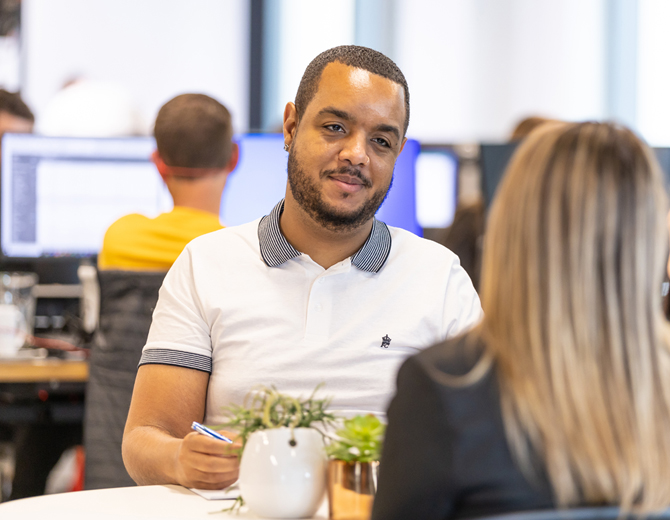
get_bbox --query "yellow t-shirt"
[97,207,223,271]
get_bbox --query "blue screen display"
[222,134,422,236]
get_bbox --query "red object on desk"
[69,446,85,492]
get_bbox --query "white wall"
[637,0,670,146]
[22,0,250,134]
[394,0,607,142]
[263,0,356,131]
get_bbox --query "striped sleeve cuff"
[139,348,212,374]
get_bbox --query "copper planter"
[327,460,379,520]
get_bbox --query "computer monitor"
[480,144,670,211]
[479,142,518,209]
[1,133,171,259]
[220,134,288,227]
[1,133,423,263]
[222,134,422,236]
[653,147,670,192]
[414,146,459,229]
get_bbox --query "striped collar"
[258,200,392,273]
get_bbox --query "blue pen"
[191,421,234,443]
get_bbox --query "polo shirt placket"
[257,200,392,345]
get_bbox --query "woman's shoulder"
[414,331,489,378]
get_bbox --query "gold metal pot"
[327,460,379,520]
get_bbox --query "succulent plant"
[325,414,386,463]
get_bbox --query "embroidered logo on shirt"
[380,334,391,349]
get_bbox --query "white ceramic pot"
[239,427,327,519]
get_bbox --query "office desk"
[0,356,87,501]
[0,485,329,519]
[0,356,87,424]
[0,357,88,383]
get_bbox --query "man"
[123,46,482,490]
[98,93,238,270]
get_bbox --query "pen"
[191,421,234,443]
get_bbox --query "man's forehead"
[310,62,405,118]
[317,62,401,93]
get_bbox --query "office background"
[1,0,669,146]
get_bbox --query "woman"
[372,122,670,519]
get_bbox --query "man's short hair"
[295,45,410,136]
[0,89,35,122]
[154,93,233,168]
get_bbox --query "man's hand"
[123,365,238,487]
[174,431,242,489]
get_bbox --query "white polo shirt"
[140,200,482,423]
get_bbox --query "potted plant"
[325,415,386,520]
[217,385,336,518]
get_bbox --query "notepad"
[189,483,240,500]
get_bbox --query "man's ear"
[151,150,170,181]
[283,102,298,148]
[225,142,239,173]
[398,137,408,155]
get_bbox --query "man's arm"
[122,364,240,488]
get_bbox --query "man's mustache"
[321,166,372,188]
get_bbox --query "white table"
[0,485,329,519]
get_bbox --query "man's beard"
[287,150,392,233]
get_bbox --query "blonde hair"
[510,116,560,141]
[480,121,670,512]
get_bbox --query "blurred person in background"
[441,115,561,291]
[97,93,238,271]
[373,121,670,519]
[85,94,238,490]
[0,89,33,141]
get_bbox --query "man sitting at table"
[97,93,239,271]
[122,45,482,490]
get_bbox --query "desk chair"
[83,270,166,490]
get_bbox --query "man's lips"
[328,174,366,193]
[329,174,364,185]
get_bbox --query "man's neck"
[279,197,373,270]
[167,175,228,217]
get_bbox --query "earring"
[283,143,289,152]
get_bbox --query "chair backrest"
[83,270,166,490]
[476,508,670,520]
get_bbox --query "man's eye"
[373,137,390,148]
[325,124,344,132]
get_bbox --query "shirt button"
[314,304,323,312]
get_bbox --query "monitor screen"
[220,134,288,227]
[223,134,422,236]
[479,142,518,209]
[653,147,670,192]
[480,144,670,211]
[1,133,423,260]
[1,133,172,258]
[414,147,458,229]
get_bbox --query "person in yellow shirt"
[98,93,239,270]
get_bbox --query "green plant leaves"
[325,414,386,463]
[215,384,336,451]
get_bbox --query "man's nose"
[339,132,370,167]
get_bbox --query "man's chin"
[309,204,374,232]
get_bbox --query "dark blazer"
[372,334,554,520]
